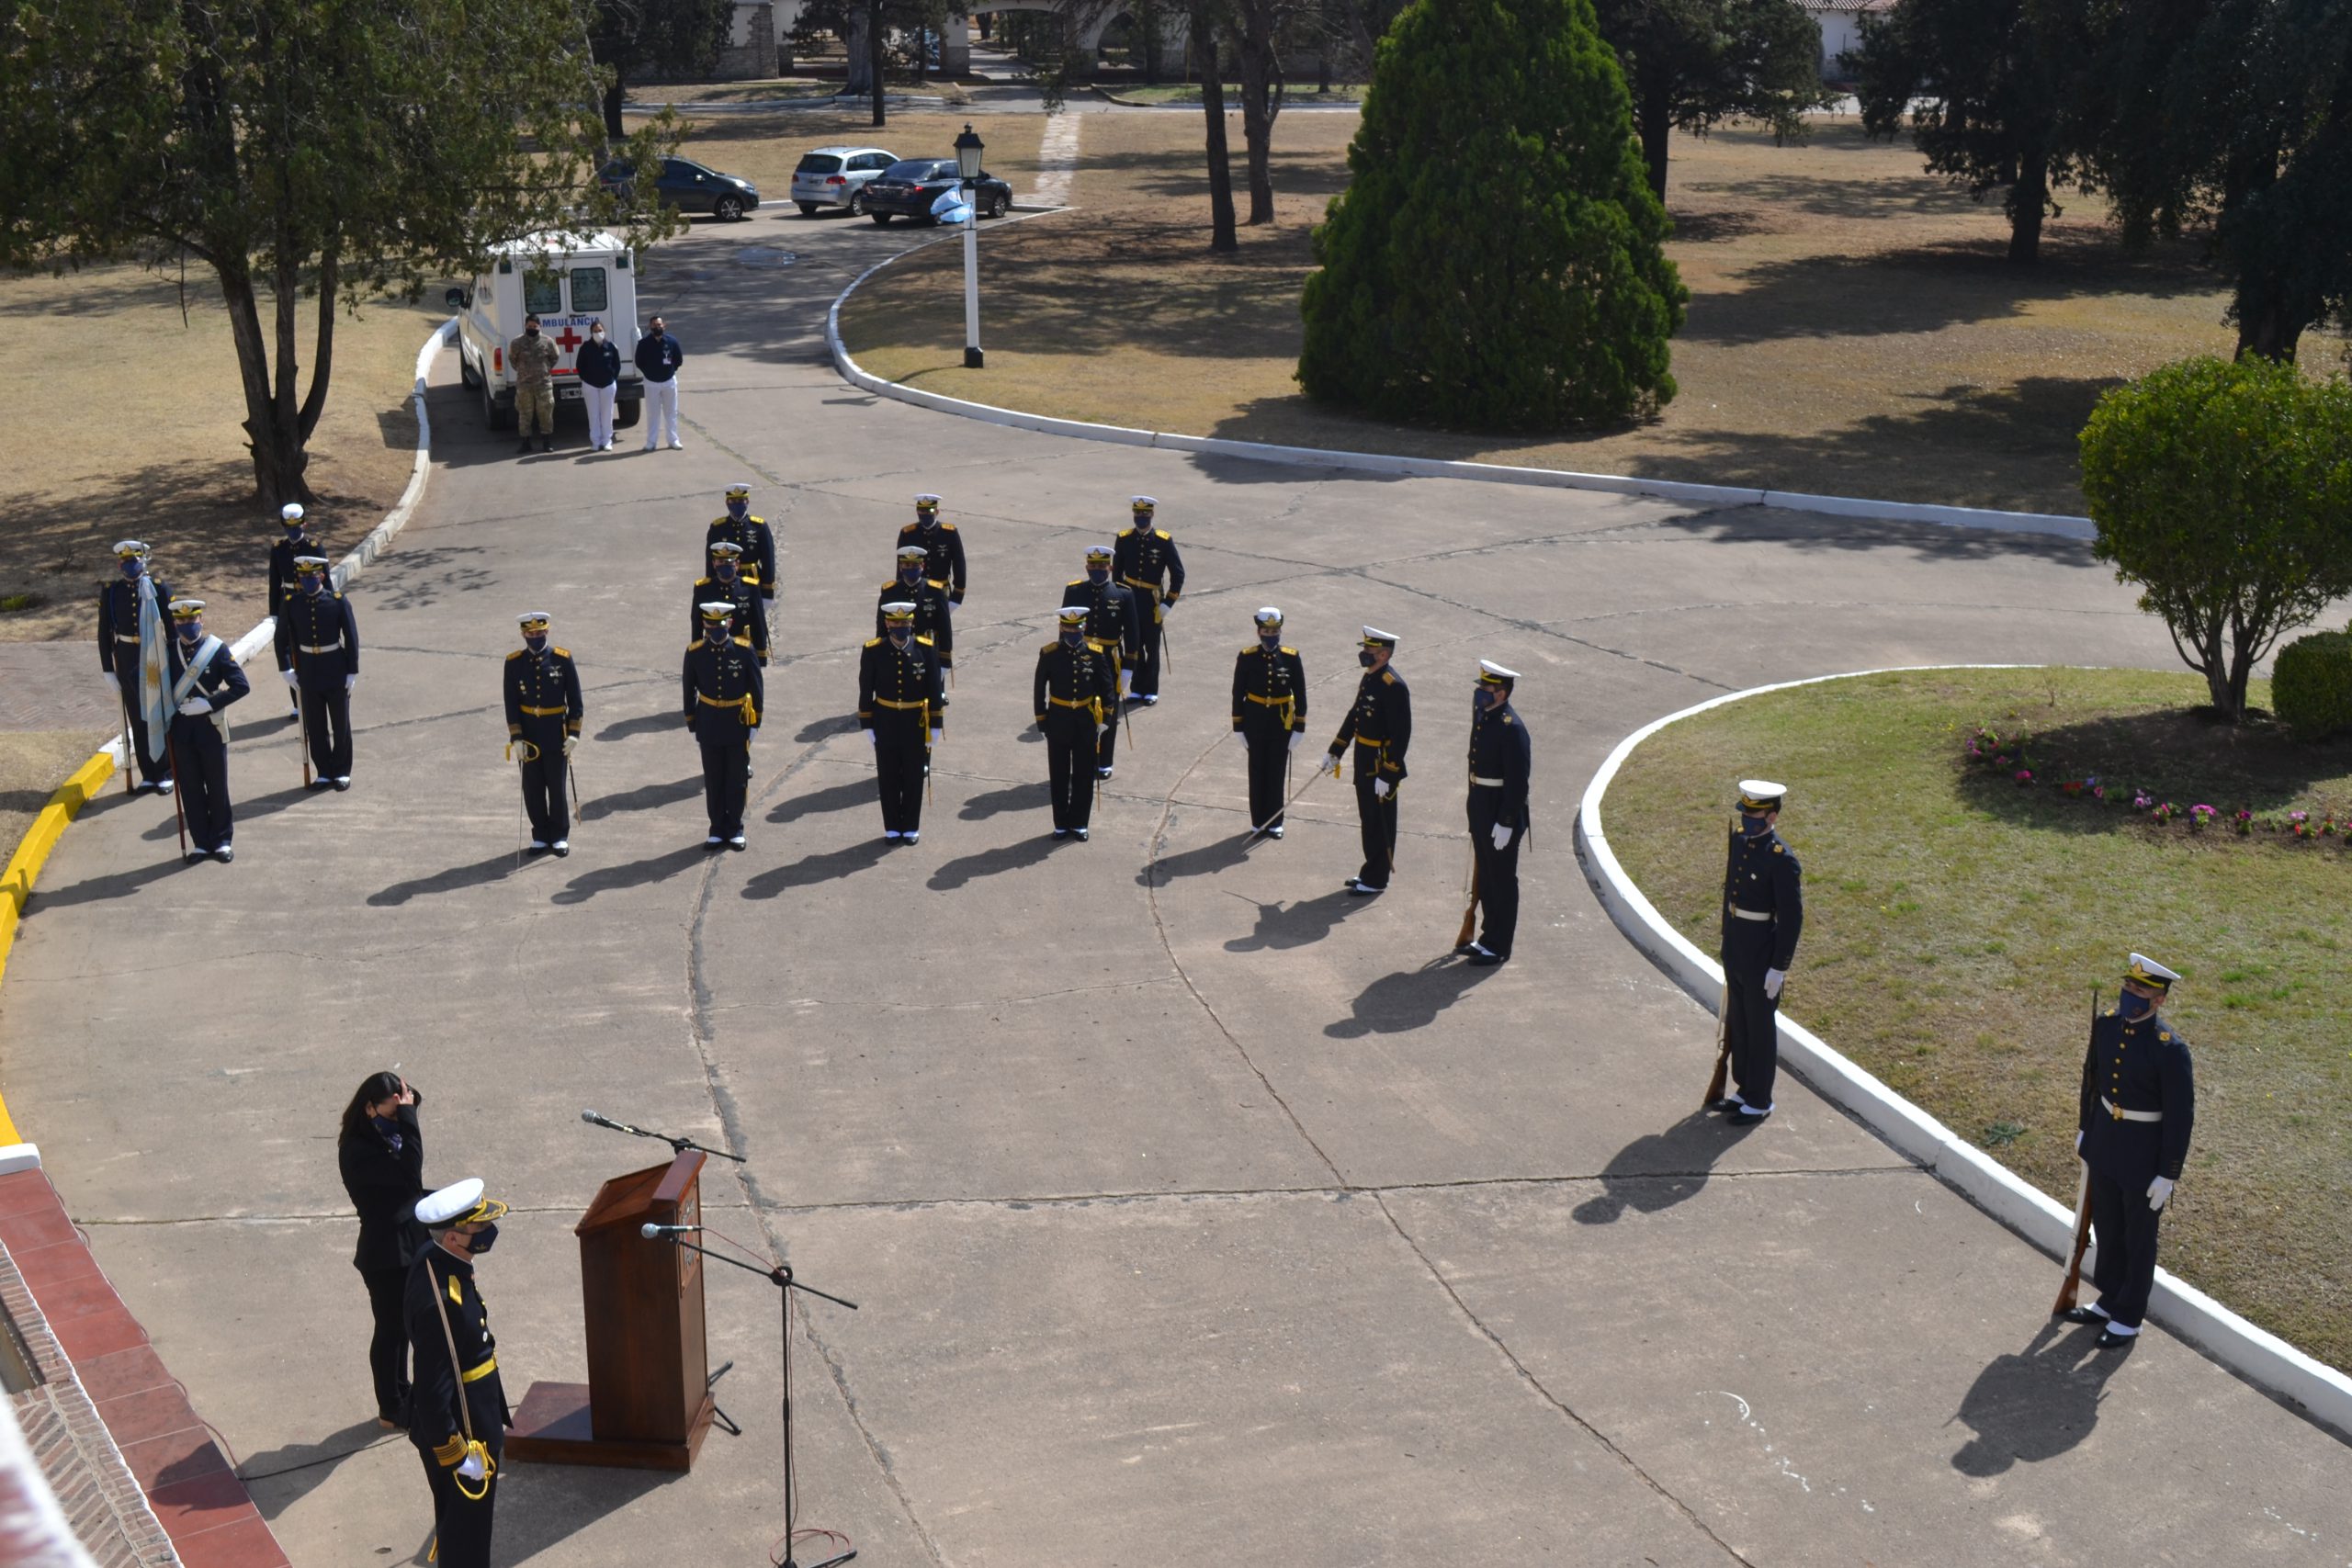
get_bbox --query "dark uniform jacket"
[1061,578,1138,668]
[575,337,621,389]
[2078,1010,2195,1188]
[691,577,770,663]
[683,634,763,740]
[1465,701,1532,827]
[899,521,967,604]
[405,1247,510,1461]
[875,578,955,662]
[1331,668,1410,783]
[1232,642,1308,734]
[164,634,251,717]
[338,1106,424,1272]
[704,515,777,601]
[858,635,947,732]
[267,537,310,612]
[1034,638,1118,727]
[503,644,584,741]
[1719,826,1803,969]
[274,587,360,690]
[96,574,172,675]
[1111,526,1184,617]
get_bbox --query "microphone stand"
[582,1111,747,1164]
[651,1235,858,1568]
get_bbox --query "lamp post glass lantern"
[956,123,984,369]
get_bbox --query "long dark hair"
[338,1071,420,1146]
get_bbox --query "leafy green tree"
[1298,0,1687,426]
[1591,0,1827,199]
[0,0,684,505]
[1852,0,2092,265]
[591,0,734,140]
[2079,356,2352,720]
[2083,0,2352,361]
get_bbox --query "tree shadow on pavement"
[368,852,525,907]
[1223,888,1372,953]
[236,1420,401,1519]
[1137,831,1253,887]
[958,780,1050,819]
[929,833,1064,891]
[767,776,873,824]
[581,774,703,820]
[740,838,890,898]
[550,843,709,905]
[1324,956,1496,1038]
[1571,1112,1757,1224]
[1948,1320,2121,1476]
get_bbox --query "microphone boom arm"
[581,1109,748,1164]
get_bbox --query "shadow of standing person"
[1949,1320,2121,1476]
[1572,1111,1757,1224]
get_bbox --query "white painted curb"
[1575,665,2352,1438]
[103,318,453,772]
[825,251,2096,540]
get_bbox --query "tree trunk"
[2233,296,2301,362]
[1199,17,1238,254]
[603,73,626,141]
[870,0,888,125]
[298,245,339,445]
[846,9,873,94]
[2006,146,2047,265]
[1638,80,1670,200]
[217,259,312,506]
[1234,0,1278,223]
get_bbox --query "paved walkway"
[2,213,2345,1567]
[0,641,119,733]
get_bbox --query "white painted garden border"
[1574,663,2352,1438]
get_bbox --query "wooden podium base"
[504,1381,717,1472]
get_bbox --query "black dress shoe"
[1465,947,1506,967]
[2059,1306,2109,1326]
[1346,880,1385,896]
[550,840,569,858]
[1727,1107,1772,1126]
[1706,1098,1744,1114]
[2095,1328,2138,1351]
[517,440,535,455]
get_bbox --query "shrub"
[2272,628,2352,742]
[1295,0,1687,430]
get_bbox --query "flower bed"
[1962,725,2349,844]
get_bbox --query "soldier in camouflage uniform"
[508,313,561,455]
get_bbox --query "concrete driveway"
[5,210,2344,1567]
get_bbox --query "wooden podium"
[507,1151,718,1472]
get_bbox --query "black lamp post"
[954,122,985,368]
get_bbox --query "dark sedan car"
[863,159,1013,225]
[599,156,760,221]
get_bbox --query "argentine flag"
[931,187,974,225]
[136,573,175,762]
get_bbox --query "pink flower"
[2015,769,2034,785]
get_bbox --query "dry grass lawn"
[0,266,439,643]
[0,729,108,859]
[1604,667,2352,1371]
[843,110,2350,514]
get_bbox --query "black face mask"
[1061,629,1085,647]
[525,326,540,337]
[120,558,142,580]
[300,576,323,595]
[727,502,748,521]
[899,567,922,583]
[525,634,548,653]
[889,629,911,647]
[1087,567,1109,583]
[1358,649,1375,668]
[1741,813,1772,838]
[467,1223,499,1254]
[372,1113,403,1138]
[1259,631,1281,648]
[179,624,203,645]
[2118,989,2154,1021]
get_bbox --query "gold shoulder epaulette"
[1066,580,1087,589]
[915,634,935,647]
[686,637,706,651]
[1772,842,1783,854]
[1381,671,1396,684]
[1155,528,1171,540]
[941,522,958,532]
[1281,645,1298,656]
[731,634,752,649]
[1041,641,1058,654]
[695,577,714,588]
[552,647,571,659]
[1501,715,1514,726]
[505,649,524,660]
[864,637,883,648]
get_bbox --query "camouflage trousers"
[515,380,555,434]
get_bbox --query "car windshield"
[796,153,843,175]
[883,160,956,181]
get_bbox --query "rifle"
[163,733,188,859]
[117,681,138,795]
[297,682,313,788]
[1702,982,1732,1108]
[2052,985,2101,1314]
[1453,846,1481,950]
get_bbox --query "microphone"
[582,1110,624,1131]
[640,1223,701,1239]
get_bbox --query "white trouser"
[644,378,680,446]
[582,381,616,447]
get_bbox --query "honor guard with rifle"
[2064,953,2195,1349]
[1458,661,1531,966]
[692,543,771,667]
[859,601,946,843]
[877,545,956,673]
[266,503,311,711]
[1327,626,1409,894]
[96,540,174,794]
[899,493,967,605]
[684,602,762,850]
[163,599,248,863]
[1713,780,1804,1122]
[405,1179,512,1568]
[1035,604,1117,840]
[1112,496,1184,705]
[273,553,360,790]
[1231,607,1307,839]
[706,484,777,605]
[1063,546,1138,778]
[503,613,583,857]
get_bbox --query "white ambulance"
[446,230,643,432]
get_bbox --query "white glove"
[1763,967,1785,1000]
[2075,1129,2085,1154]
[1095,722,1109,738]
[103,671,119,694]
[1372,778,1390,799]
[1119,670,1133,697]
[2147,1176,2175,1212]
[280,668,299,688]
[928,728,942,746]
[1489,822,1510,851]
[863,728,876,748]
[1288,730,1302,753]
[179,695,212,715]
[344,674,356,693]
[456,1450,487,1482]
[562,735,577,759]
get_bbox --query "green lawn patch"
[1602,666,2352,1372]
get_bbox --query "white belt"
[299,641,344,654]
[115,634,141,643]
[1728,905,1772,921]
[2099,1097,2162,1123]
[1470,775,1505,786]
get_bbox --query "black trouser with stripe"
[167,713,232,851]
[1720,920,1781,1109]
[1045,711,1096,830]
[1128,594,1163,698]
[413,1420,502,1568]
[515,719,570,843]
[874,714,927,834]
[301,686,355,779]
[2087,1134,2165,1329]
[1240,716,1289,830]
[1352,768,1397,886]
[698,729,750,837]
[1465,791,1522,957]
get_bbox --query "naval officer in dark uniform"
[899,493,967,606]
[273,553,361,788]
[2065,953,2195,1349]
[690,543,771,667]
[1460,660,1531,965]
[1326,626,1410,894]
[1034,604,1117,840]
[503,612,584,856]
[163,598,249,863]
[1112,496,1184,705]
[266,503,311,711]
[706,483,777,605]
[1713,779,1804,1122]
[859,601,947,843]
[96,540,174,793]
[1062,546,1139,778]
[684,602,762,849]
[876,545,955,673]
[1230,607,1307,838]
[405,1178,511,1568]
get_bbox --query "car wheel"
[848,189,867,218]
[871,211,894,226]
[714,195,745,221]
[985,192,1008,220]
[797,201,819,216]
